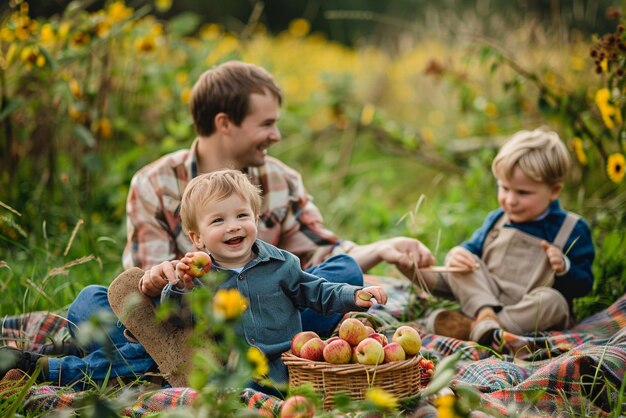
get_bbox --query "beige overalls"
[443,212,580,335]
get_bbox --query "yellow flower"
[360,103,375,126]
[571,138,588,166]
[213,288,248,320]
[69,79,82,99]
[155,0,172,13]
[199,23,223,40]
[20,46,45,69]
[247,346,269,378]
[288,18,310,37]
[180,86,191,104]
[600,58,608,73]
[135,36,156,53]
[607,153,625,183]
[365,387,398,410]
[91,117,112,139]
[595,88,623,129]
[107,1,133,25]
[70,32,91,48]
[40,23,55,44]
[434,393,458,418]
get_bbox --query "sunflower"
[607,153,625,183]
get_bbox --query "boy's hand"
[541,241,566,274]
[446,246,479,271]
[355,286,387,308]
[140,260,179,297]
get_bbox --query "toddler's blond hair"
[180,169,262,234]
[492,128,570,186]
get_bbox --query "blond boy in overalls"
[427,128,595,345]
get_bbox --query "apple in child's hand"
[299,337,326,361]
[339,318,368,346]
[392,325,422,356]
[291,331,320,357]
[280,395,315,418]
[383,342,406,363]
[323,338,352,364]
[355,337,384,365]
[188,252,212,278]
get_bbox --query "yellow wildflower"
[360,103,375,126]
[70,32,91,48]
[68,105,88,123]
[40,23,55,44]
[135,36,156,53]
[600,58,608,73]
[595,88,623,129]
[107,1,133,25]
[213,288,248,320]
[69,79,82,99]
[365,387,398,410]
[607,153,625,183]
[20,46,45,69]
[199,23,223,40]
[58,22,71,40]
[155,0,172,13]
[180,87,191,104]
[434,393,458,418]
[91,117,112,139]
[571,138,588,166]
[288,18,310,37]
[247,346,269,378]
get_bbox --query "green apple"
[355,337,384,365]
[392,325,422,356]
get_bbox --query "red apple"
[291,331,320,357]
[188,252,212,278]
[365,326,376,336]
[355,337,384,365]
[325,336,341,344]
[392,326,422,356]
[323,338,352,364]
[280,395,315,418]
[369,332,388,347]
[339,318,368,346]
[383,342,406,363]
[299,337,326,361]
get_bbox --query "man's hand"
[347,237,436,279]
[446,246,479,271]
[541,240,567,274]
[139,260,180,297]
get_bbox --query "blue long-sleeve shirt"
[161,239,363,384]
[461,200,594,308]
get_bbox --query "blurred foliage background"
[1,0,625,321]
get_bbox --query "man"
[1,61,434,386]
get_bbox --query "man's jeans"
[49,254,363,386]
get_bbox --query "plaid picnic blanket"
[2,276,625,417]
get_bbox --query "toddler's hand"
[356,286,387,308]
[541,241,566,274]
[174,252,201,290]
[446,246,479,271]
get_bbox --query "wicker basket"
[281,352,422,409]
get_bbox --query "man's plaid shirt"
[122,139,355,270]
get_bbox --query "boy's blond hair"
[492,128,570,186]
[180,169,262,234]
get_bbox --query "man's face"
[227,91,281,168]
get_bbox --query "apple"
[188,252,212,277]
[280,395,315,418]
[383,342,406,363]
[339,318,368,346]
[299,337,326,361]
[365,326,376,336]
[355,337,384,365]
[325,336,341,344]
[291,331,320,357]
[323,338,352,364]
[351,345,359,363]
[392,326,422,356]
[369,332,388,347]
